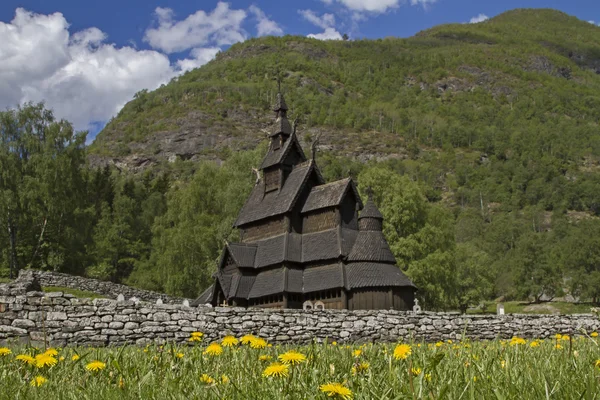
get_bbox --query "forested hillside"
[3,9,600,310]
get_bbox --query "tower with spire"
[194,91,416,310]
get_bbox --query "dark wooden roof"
[303,263,344,293]
[359,198,383,220]
[192,284,214,305]
[273,92,288,111]
[301,178,363,214]
[234,160,323,227]
[346,231,396,263]
[227,242,257,268]
[302,229,341,262]
[269,117,292,137]
[345,262,415,289]
[260,132,306,170]
[249,268,285,298]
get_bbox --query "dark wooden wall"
[303,208,337,233]
[242,216,285,242]
[347,287,413,311]
[340,193,358,230]
[264,168,281,192]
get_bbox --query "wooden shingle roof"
[345,262,415,289]
[359,198,383,220]
[260,132,306,170]
[234,160,322,227]
[346,231,396,263]
[301,178,363,214]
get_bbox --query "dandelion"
[411,367,422,376]
[204,343,223,356]
[189,332,204,342]
[501,360,506,369]
[447,340,453,344]
[331,341,338,346]
[0,348,11,356]
[250,337,267,349]
[175,352,184,359]
[555,344,563,350]
[595,359,600,368]
[259,355,272,362]
[561,335,571,341]
[425,373,432,382]
[530,341,540,348]
[200,374,215,385]
[221,336,239,347]
[554,334,563,340]
[221,375,230,384]
[393,344,412,360]
[85,361,106,372]
[352,349,362,358]
[262,362,289,378]
[509,337,526,346]
[72,354,80,361]
[16,354,36,366]
[435,342,443,347]
[44,348,58,357]
[241,334,256,345]
[352,362,369,375]
[30,376,48,387]
[35,353,57,368]
[319,382,353,400]
[119,377,125,390]
[591,332,598,338]
[278,350,307,365]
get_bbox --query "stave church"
[194,92,416,310]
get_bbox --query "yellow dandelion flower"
[44,348,58,357]
[85,361,106,372]
[118,377,125,390]
[435,342,443,347]
[189,332,204,342]
[203,343,223,356]
[473,376,477,382]
[221,336,239,347]
[278,350,307,365]
[175,352,184,359]
[352,349,362,358]
[16,354,36,366]
[554,334,563,340]
[331,341,338,346]
[221,375,230,384]
[447,340,453,344]
[241,334,256,345]
[263,362,289,378]
[411,367,422,376]
[259,355,272,362]
[464,361,470,367]
[35,353,58,368]
[530,341,540,348]
[351,362,370,375]
[591,332,598,338]
[555,344,563,350]
[0,348,11,356]
[319,382,353,400]
[72,354,80,361]
[509,337,526,346]
[561,335,571,341]
[425,373,432,382]
[200,374,215,385]
[595,359,600,368]
[250,337,267,349]
[59,356,65,361]
[393,344,412,360]
[30,376,48,387]
[501,360,506,369]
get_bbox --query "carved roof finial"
[251,167,261,185]
[311,131,322,161]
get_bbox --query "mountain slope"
[90,8,600,182]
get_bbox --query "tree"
[0,103,87,277]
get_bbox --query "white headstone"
[303,300,313,310]
[117,294,125,302]
[182,299,190,307]
[129,297,139,304]
[412,298,422,313]
[314,301,325,310]
[497,303,505,315]
[156,298,163,305]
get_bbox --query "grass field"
[2,332,600,399]
[468,301,595,315]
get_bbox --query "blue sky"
[0,0,598,141]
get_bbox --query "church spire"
[269,91,292,138]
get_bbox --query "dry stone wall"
[26,270,187,304]
[1,275,599,347]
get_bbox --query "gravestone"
[412,298,422,313]
[129,297,139,304]
[182,299,190,307]
[314,301,325,310]
[303,301,313,310]
[156,298,163,305]
[117,294,125,302]
[497,303,505,315]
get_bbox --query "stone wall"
[1,275,599,347]
[23,270,187,304]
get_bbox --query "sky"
[0,0,598,142]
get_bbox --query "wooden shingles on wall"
[243,216,285,242]
[348,288,395,310]
[303,208,337,234]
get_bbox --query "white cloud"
[249,5,283,36]
[335,0,400,13]
[299,9,336,29]
[0,8,178,132]
[308,27,343,40]
[144,2,247,53]
[469,14,489,24]
[176,47,221,72]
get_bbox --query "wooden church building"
[194,93,416,310]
